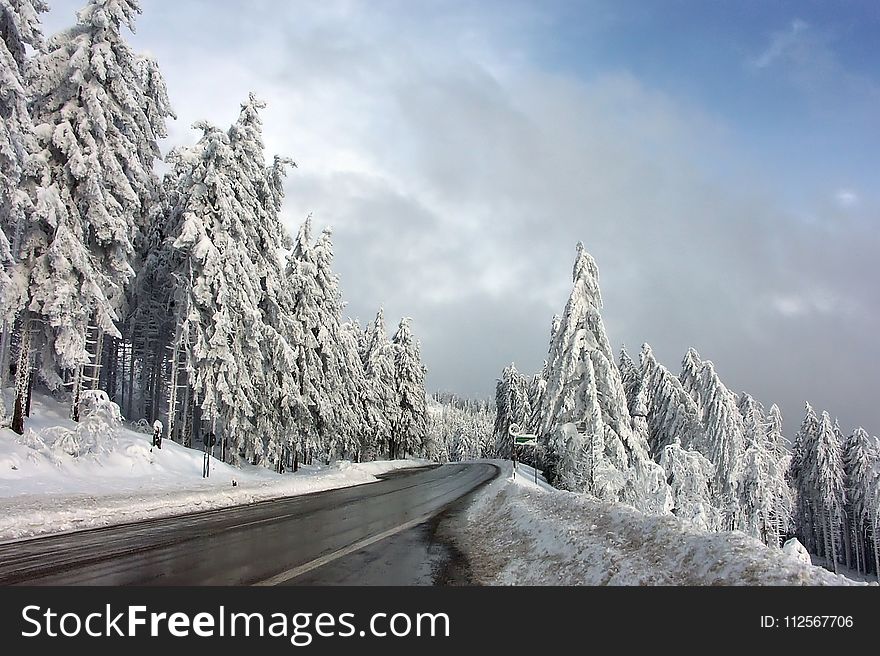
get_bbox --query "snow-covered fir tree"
[283,220,364,465]
[390,317,428,459]
[360,308,397,460]
[0,0,46,315]
[619,345,650,458]
[866,445,880,580]
[536,243,668,512]
[283,217,328,465]
[20,0,173,421]
[169,117,267,464]
[660,437,720,531]
[842,427,878,575]
[764,402,794,543]
[689,358,746,527]
[0,0,46,426]
[789,403,820,553]
[737,393,792,546]
[168,96,299,466]
[430,393,493,463]
[309,227,368,462]
[492,363,531,459]
[679,348,705,420]
[639,343,703,459]
[811,411,847,572]
[336,319,371,461]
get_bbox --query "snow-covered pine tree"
[765,402,794,545]
[0,0,46,387]
[166,96,300,466]
[284,217,337,465]
[169,120,264,464]
[122,178,176,424]
[618,345,639,412]
[660,437,720,531]
[831,418,854,570]
[337,319,370,461]
[536,244,668,512]
[22,0,173,420]
[526,372,545,432]
[679,347,706,419]
[866,449,880,581]
[390,317,428,459]
[690,360,746,528]
[0,0,46,427]
[431,394,494,462]
[619,345,651,458]
[492,363,531,459]
[842,427,877,574]
[639,343,703,459]
[0,0,45,264]
[789,403,820,553]
[229,98,296,465]
[737,393,792,546]
[361,308,396,460]
[811,411,847,573]
[309,227,358,462]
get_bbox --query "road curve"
[0,463,498,586]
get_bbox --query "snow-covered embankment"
[451,461,861,585]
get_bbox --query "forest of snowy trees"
[494,242,880,577]
[427,392,493,464]
[0,0,430,469]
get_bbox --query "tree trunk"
[166,342,180,444]
[126,341,135,419]
[179,377,192,448]
[874,514,880,583]
[0,325,12,390]
[855,521,863,574]
[70,365,82,423]
[842,513,853,570]
[828,511,839,574]
[119,339,127,415]
[11,321,31,435]
[25,358,34,416]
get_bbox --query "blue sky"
[534,0,880,211]
[40,0,880,435]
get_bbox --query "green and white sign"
[509,424,538,446]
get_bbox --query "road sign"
[509,424,538,446]
[509,423,541,483]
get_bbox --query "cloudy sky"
[44,0,880,435]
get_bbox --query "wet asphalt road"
[0,463,497,586]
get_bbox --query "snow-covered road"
[0,464,496,585]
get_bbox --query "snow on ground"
[451,460,865,586]
[0,393,425,543]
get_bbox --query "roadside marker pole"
[509,423,540,484]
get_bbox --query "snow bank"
[452,461,862,586]
[0,394,426,542]
[782,538,812,565]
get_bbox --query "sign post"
[508,424,539,484]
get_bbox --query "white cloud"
[752,18,809,69]
[835,189,859,208]
[37,0,880,433]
